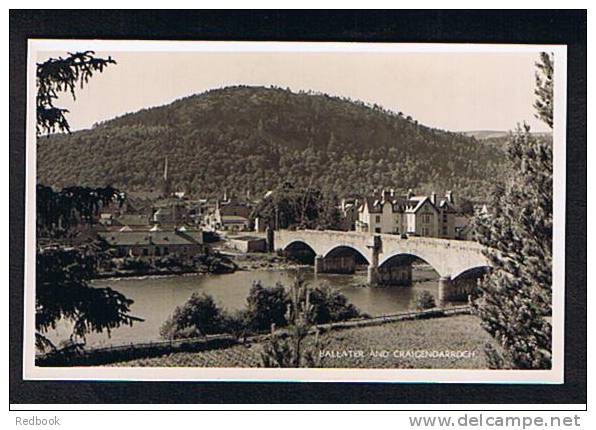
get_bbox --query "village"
[89,157,486,272]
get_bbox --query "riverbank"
[105,314,497,369]
[232,252,309,271]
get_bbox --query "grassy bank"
[109,314,499,369]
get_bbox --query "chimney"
[430,192,437,205]
[446,190,453,204]
[390,188,395,198]
[407,188,414,200]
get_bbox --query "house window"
[375,215,381,223]
[142,248,149,256]
[163,247,169,255]
[375,227,381,233]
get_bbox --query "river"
[47,266,451,348]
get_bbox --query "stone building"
[98,228,204,258]
[355,189,458,239]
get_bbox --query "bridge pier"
[366,235,381,285]
[438,276,453,306]
[377,264,413,286]
[315,255,356,274]
[314,255,323,274]
[367,264,378,284]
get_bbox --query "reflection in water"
[47,266,443,347]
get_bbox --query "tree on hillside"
[473,52,554,369]
[37,51,116,136]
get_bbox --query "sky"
[38,50,550,133]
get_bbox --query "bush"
[221,309,251,341]
[246,281,290,332]
[309,284,361,324]
[414,290,436,310]
[160,293,226,339]
[119,257,152,272]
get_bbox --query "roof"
[99,231,201,246]
[114,214,150,226]
[359,191,458,215]
[221,215,249,223]
[231,236,265,243]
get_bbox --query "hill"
[37,86,506,202]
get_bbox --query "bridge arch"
[451,265,491,282]
[322,245,370,265]
[282,239,316,253]
[282,240,317,264]
[378,251,444,277]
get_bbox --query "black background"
[9,9,587,406]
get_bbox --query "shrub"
[119,257,152,272]
[414,290,436,310]
[160,293,225,339]
[246,281,290,332]
[308,284,361,324]
[221,309,251,341]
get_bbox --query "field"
[109,314,499,369]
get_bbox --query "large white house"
[355,189,458,238]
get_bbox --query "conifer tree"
[473,52,554,369]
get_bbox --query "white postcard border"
[23,40,567,383]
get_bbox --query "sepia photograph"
[22,39,566,383]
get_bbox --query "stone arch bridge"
[272,229,490,304]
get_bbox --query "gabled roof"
[113,214,150,226]
[98,231,201,246]
[221,215,250,223]
[404,196,438,213]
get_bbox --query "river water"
[47,266,447,348]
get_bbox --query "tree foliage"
[472,52,554,369]
[534,52,554,129]
[37,51,116,136]
[160,293,227,339]
[37,86,505,202]
[37,184,124,237]
[245,281,290,332]
[251,181,341,230]
[34,52,141,353]
[414,290,437,310]
[36,246,142,351]
[309,284,362,323]
[260,276,321,368]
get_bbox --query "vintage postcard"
[24,40,566,383]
